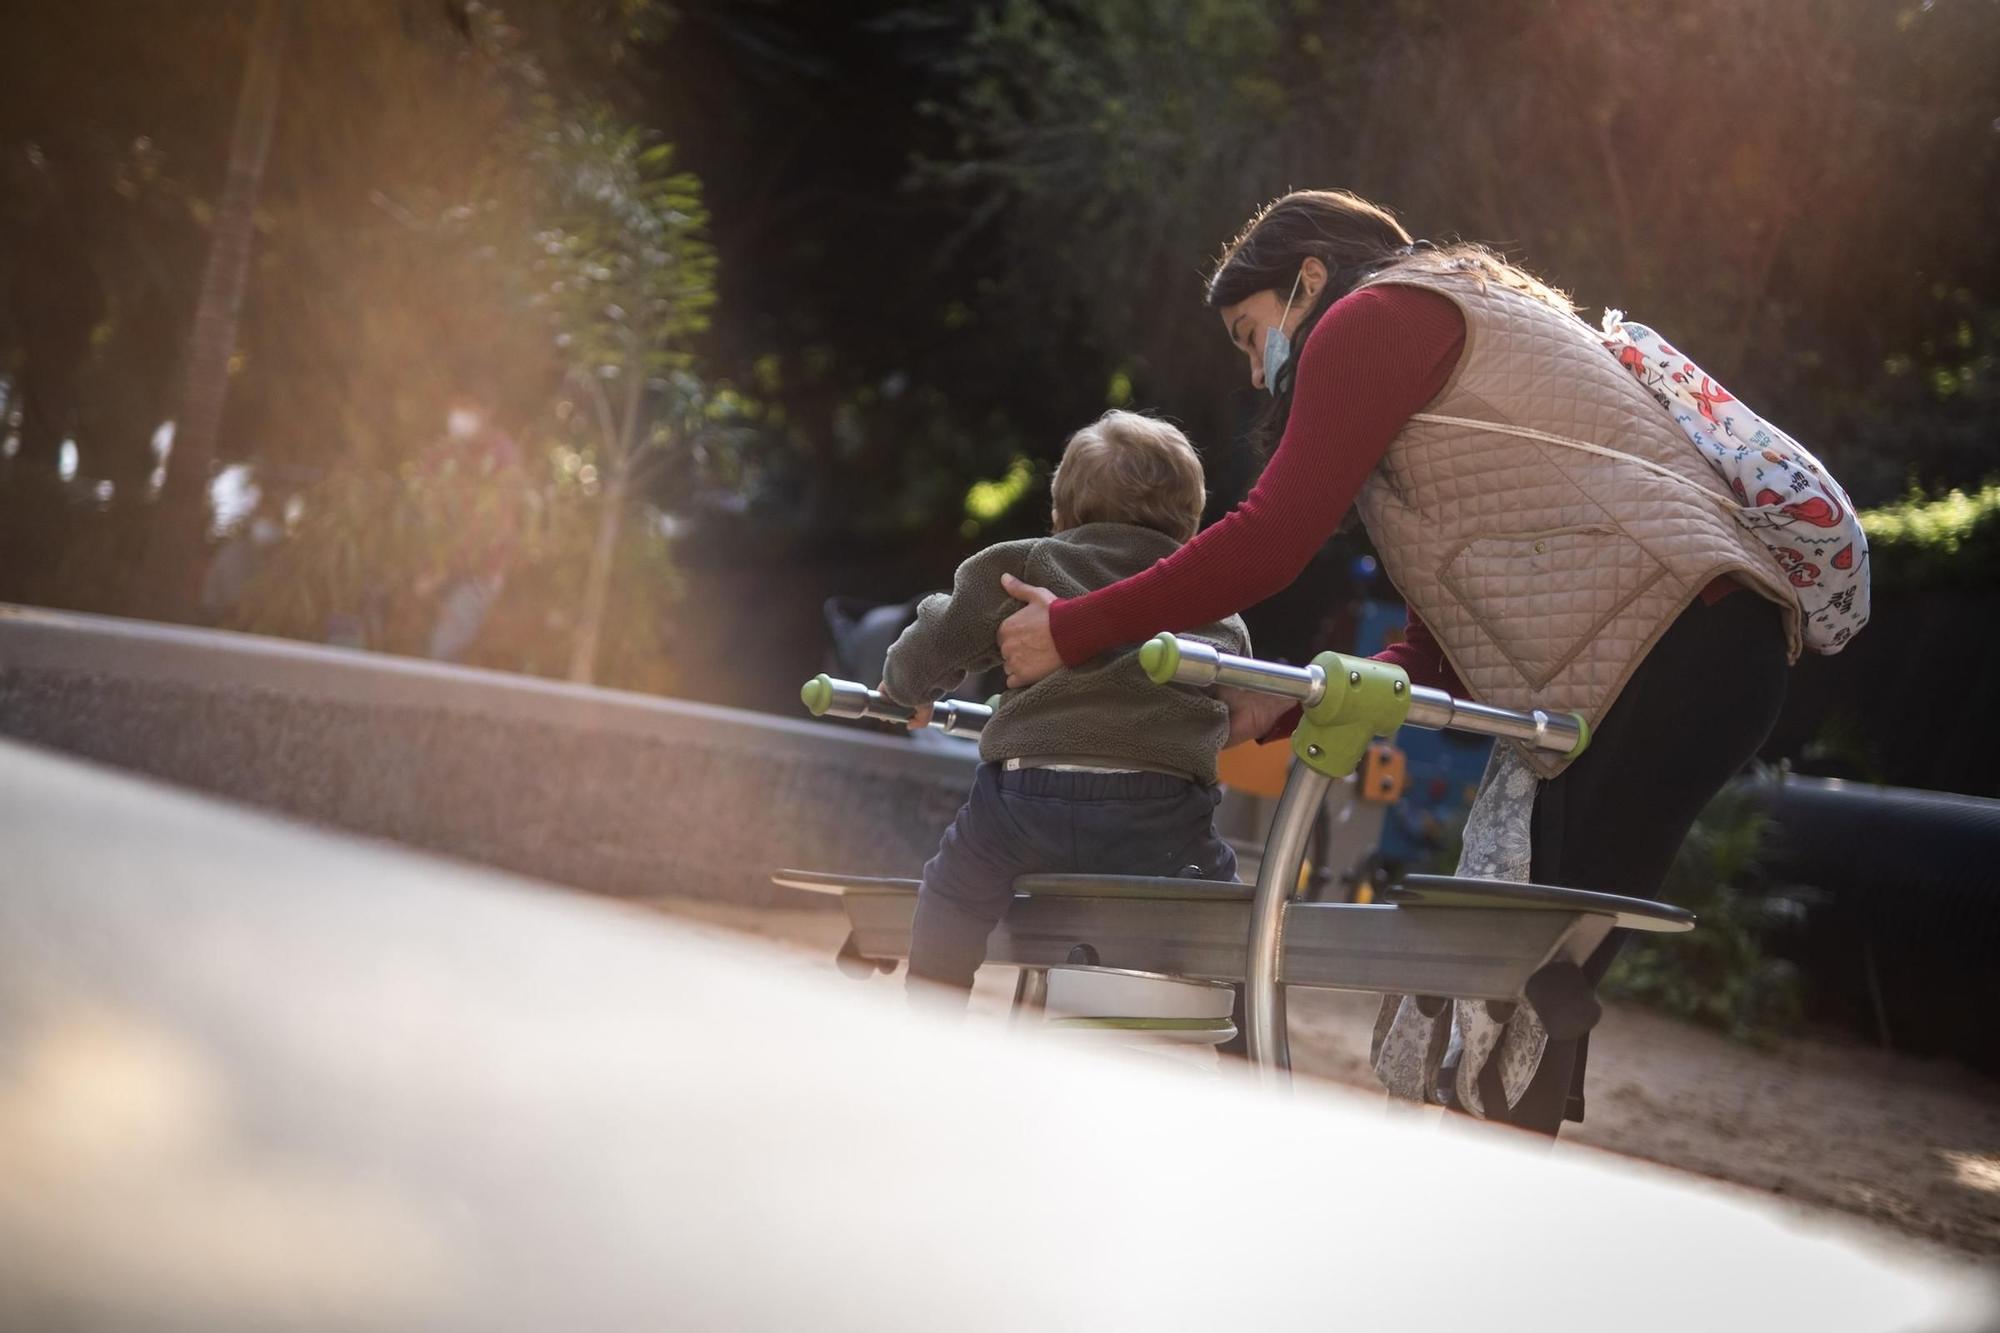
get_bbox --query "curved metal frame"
[1240,761,1331,1082]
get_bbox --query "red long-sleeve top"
[1049,285,1471,702]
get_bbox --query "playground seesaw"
[777,635,1690,1085]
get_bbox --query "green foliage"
[530,108,716,387]
[520,96,718,681]
[904,0,2000,509]
[1830,290,2000,503]
[9,0,2000,694]
[225,441,682,695]
[1859,482,2000,592]
[911,0,1296,434]
[1797,709,1886,787]
[131,1,711,690]
[1602,778,1804,1045]
[227,466,437,651]
[469,459,683,695]
[0,1,699,646]
[961,454,1036,534]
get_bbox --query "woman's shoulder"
[1299,281,1466,374]
[1316,282,1464,342]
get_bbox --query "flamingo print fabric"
[1600,313,1870,653]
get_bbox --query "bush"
[1859,481,2000,592]
[223,449,682,696]
[1601,774,1805,1044]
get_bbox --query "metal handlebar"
[1140,634,1587,757]
[800,674,992,738]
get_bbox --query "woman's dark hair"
[1207,189,1576,446]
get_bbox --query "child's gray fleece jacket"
[881,522,1250,784]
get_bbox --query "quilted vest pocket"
[1439,526,1668,690]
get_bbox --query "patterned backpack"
[1598,313,1870,653]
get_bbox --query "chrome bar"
[1161,639,1327,706]
[1159,639,1578,756]
[1401,685,1458,731]
[805,675,993,738]
[1403,685,1581,754]
[1215,658,1326,705]
[819,676,882,719]
[1243,760,1333,1084]
[928,696,992,738]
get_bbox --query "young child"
[880,410,1250,1000]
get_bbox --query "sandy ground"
[655,897,2000,1262]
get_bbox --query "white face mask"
[1261,268,1307,397]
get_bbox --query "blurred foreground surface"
[3,737,1995,1331]
[678,898,2000,1262]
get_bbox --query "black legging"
[1488,588,1792,1136]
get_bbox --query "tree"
[904,0,2000,507]
[176,4,710,697]
[144,0,291,617]
[531,109,716,682]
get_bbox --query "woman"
[995,190,1800,1137]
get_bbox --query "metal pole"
[1154,638,1327,706]
[1151,638,1584,758]
[800,675,993,738]
[1244,760,1333,1084]
[1213,658,1325,704]
[1010,968,1048,1026]
[1402,685,1581,753]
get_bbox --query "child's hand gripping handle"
[1138,634,1589,759]
[800,675,993,739]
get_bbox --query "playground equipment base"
[771,869,1690,1004]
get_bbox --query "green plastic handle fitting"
[801,674,835,717]
[1288,651,1416,780]
[1139,633,1180,685]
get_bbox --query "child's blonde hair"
[1050,410,1207,542]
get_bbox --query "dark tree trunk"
[143,0,291,618]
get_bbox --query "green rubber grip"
[801,674,835,717]
[1565,711,1592,759]
[1138,633,1180,685]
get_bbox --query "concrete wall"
[0,604,976,905]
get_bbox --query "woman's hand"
[997,574,1063,688]
[1220,686,1295,748]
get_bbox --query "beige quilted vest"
[1354,267,1802,779]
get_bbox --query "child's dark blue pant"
[907,763,1238,993]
